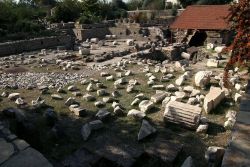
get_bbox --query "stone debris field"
[0,38,248,167]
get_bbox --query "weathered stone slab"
[164,101,202,129]
[1,147,52,167]
[203,87,225,114]
[62,147,101,167]
[83,135,143,167]
[236,111,250,125]
[239,99,250,112]
[138,120,156,141]
[13,139,30,151]
[0,138,14,164]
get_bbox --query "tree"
[50,0,81,22]
[0,0,46,34]
[126,0,143,10]
[223,0,250,87]
[99,0,115,19]
[142,0,165,10]
[82,0,99,15]
[112,0,128,10]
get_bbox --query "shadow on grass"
[3,102,209,167]
[207,122,226,135]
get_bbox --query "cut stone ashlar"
[164,101,202,129]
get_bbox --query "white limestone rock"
[196,124,208,133]
[131,98,141,106]
[203,87,225,114]
[114,106,125,115]
[106,75,114,81]
[151,92,167,103]
[207,59,219,67]
[224,119,236,130]
[149,75,157,81]
[175,76,185,86]
[152,85,165,90]
[86,83,94,92]
[139,100,154,113]
[83,94,96,101]
[184,86,194,93]
[175,91,187,100]
[162,97,171,107]
[187,97,198,105]
[114,78,126,85]
[94,101,106,107]
[235,83,241,91]
[15,98,25,105]
[127,109,146,119]
[126,85,134,93]
[100,72,110,77]
[51,94,63,100]
[8,93,20,100]
[97,89,108,96]
[129,79,139,85]
[125,70,132,76]
[194,71,212,88]
[68,85,78,91]
[135,93,147,100]
[167,84,178,92]
[147,80,155,86]
[65,97,77,106]
[226,110,237,120]
[234,93,242,103]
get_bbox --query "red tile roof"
[170,5,231,30]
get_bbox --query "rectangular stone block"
[203,87,225,114]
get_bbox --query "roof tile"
[170,5,231,30]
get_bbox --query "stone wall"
[0,35,72,56]
[74,24,167,41]
[173,30,233,45]
[74,28,110,41]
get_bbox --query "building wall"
[206,30,233,45]
[0,35,72,56]
[173,29,232,45]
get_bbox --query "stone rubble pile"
[0,72,86,89]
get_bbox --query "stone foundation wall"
[0,35,72,56]
[74,28,110,41]
[74,26,166,41]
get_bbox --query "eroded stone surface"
[1,148,52,167]
[0,138,14,164]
